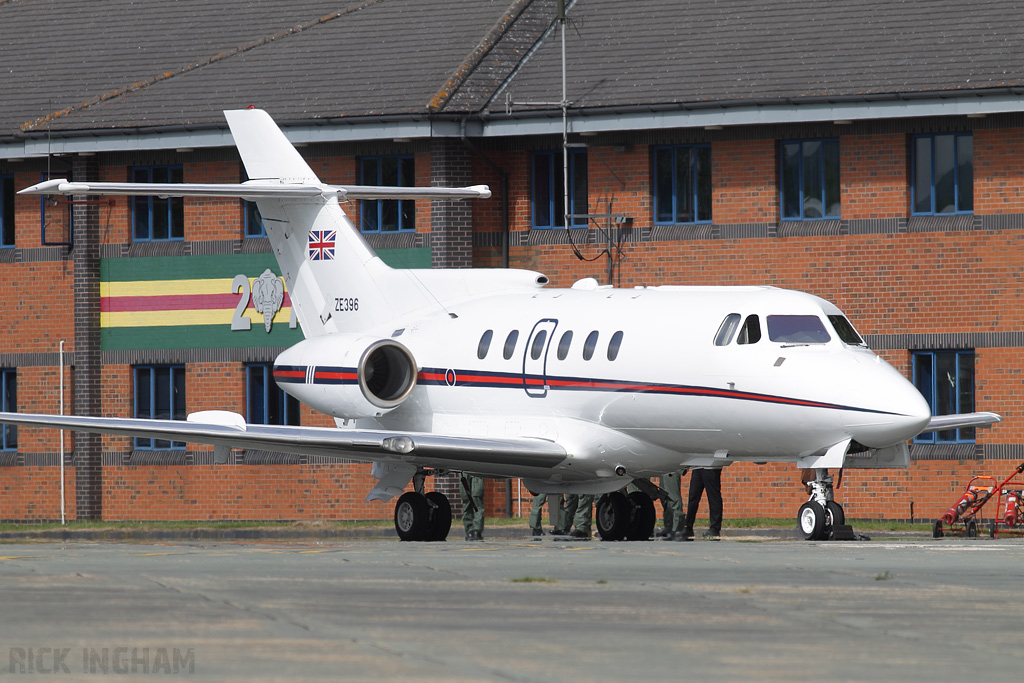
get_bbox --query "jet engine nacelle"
[274,333,418,419]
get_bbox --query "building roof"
[2,0,1023,155]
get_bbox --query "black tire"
[625,491,656,541]
[597,491,630,541]
[424,491,452,542]
[989,520,997,539]
[798,501,826,541]
[932,519,944,539]
[825,501,845,528]
[966,519,978,539]
[394,491,429,542]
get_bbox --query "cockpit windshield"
[827,315,866,345]
[766,315,831,344]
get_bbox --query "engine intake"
[359,340,418,409]
[274,334,419,419]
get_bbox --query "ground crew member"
[460,473,485,541]
[683,468,723,540]
[528,492,563,537]
[658,471,685,540]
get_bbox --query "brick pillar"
[430,140,474,517]
[72,156,102,520]
[430,139,473,268]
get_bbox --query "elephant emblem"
[251,269,285,332]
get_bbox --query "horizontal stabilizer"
[18,179,491,201]
[920,411,1002,433]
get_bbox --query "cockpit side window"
[714,313,741,346]
[767,315,831,343]
[828,315,866,345]
[736,315,761,345]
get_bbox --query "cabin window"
[911,133,973,215]
[767,315,831,344]
[583,331,599,360]
[827,315,865,346]
[556,331,573,360]
[359,155,415,232]
[714,313,741,346]
[736,315,761,345]
[0,369,15,451]
[607,331,624,361]
[530,330,548,360]
[246,363,300,426]
[913,350,976,443]
[503,331,519,360]
[134,365,186,450]
[653,144,712,224]
[477,330,493,359]
[780,139,840,220]
[1,176,14,248]
[131,166,184,241]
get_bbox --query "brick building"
[1,0,1023,524]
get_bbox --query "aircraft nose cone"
[842,356,931,449]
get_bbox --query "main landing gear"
[798,468,846,541]
[596,490,657,542]
[393,469,453,542]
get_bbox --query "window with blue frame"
[359,156,415,232]
[134,365,186,449]
[913,350,976,443]
[246,364,300,426]
[911,133,973,215]
[653,145,712,224]
[1,369,15,451]
[131,166,184,241]
[1,175,15,247]
[780,139,840,220]
[532,150,588,228]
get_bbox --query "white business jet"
[7,109,1000,541]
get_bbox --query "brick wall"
[2,122,1023,526]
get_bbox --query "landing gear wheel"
[423,491,452,542]
[932,519,944,539]
[394,491,429,542]
[597,491,630,541]
[798,501,826,541]
[625,491,656,541]
[825,501,845,528]
[966,519,978,539]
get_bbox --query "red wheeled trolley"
[987,462,1024,538]
[933,475,999,539]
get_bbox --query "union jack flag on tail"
[308,229,336,261]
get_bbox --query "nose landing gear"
[798,469,850,541]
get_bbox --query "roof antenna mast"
[557,0,569,231]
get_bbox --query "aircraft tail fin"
[20,109,494,339]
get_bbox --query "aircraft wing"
[919,411,1002,433]
[0,411,566,469]
[18,179,491,201]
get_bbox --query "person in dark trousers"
[683,468,723,540]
